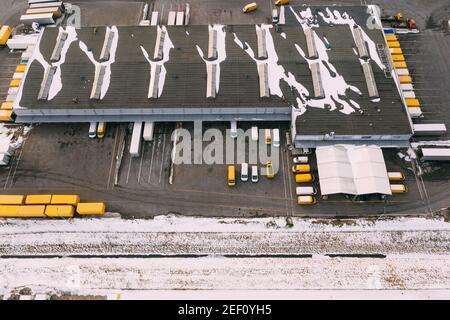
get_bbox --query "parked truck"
[130,122,143,157]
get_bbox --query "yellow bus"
[228,165,236,186]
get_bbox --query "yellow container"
[391,54,405,62]
[25,194,53,205]
[295,173,314,183]
[394,61,407,69]
[15,64,26,73]
[0,110,14,122]
[0,25,12,46]
[1,102,13,110]
[406,98,420,107]
[399,75,412,84]
[388,41,400,48]
[50,194,80,206]
[17,205,46,217]
[10,79,21,87]
[0,195,25,205]
[45,205,75,218]
[76,202,106,215]
[385,34,397,41]
[0,205,20,217]
[390,48,403,55]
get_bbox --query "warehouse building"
[13,5,413,148]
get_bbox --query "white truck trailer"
[421,148,450,161]
[130,122,143,157]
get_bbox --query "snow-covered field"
[0,215,449,299]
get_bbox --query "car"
[272,9,279,24]
[97,122,106,138]
[89,122,97,139]
[293,156,308,164]
[292,164,311,174]
[272,128,280,147]
[228,165,236,187]
[242,2,257,13]
[265,161,274,178]
[251,165,259,183]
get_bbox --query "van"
[241,163,249,182]
[228,165,236,187]
[251,126,258,141]
[265,161,274,178]
[297,195,316,205]
[242,2,257,13]
[251,165,258,183]
[295,173,314,183]
[296,186,317,196]
[272,9,279,24]
[292,164,311,173]
[265,129,272,145]
[390,184,408,193]
[273,128,280,147]
[97,122,106,138]
[388,172,405,181]
[293,156,308,164]
[230,121,237,139]
[89,122,97,138]
[275,0,290,6]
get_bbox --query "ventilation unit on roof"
[304,28,318,59]
[153,27,166,60]
[353,27,369,59]
[50,31,68,62]
[362,61,379,99]
[206,64,217,98]
[90,65,106,100]
[310,62,324,99]
[207,29,218,60]
[37,66,57,101]
[148,64,161,99]
[258,63,269,98]
[256,28,267,59]
[99,28,114,61]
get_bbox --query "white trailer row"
[413,123,447,136]
[421,148,450,161]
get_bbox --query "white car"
[230,121,237,139]
[293,156,308,164]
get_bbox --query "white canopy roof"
[316,145,391,196]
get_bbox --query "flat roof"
[15,5,412,136]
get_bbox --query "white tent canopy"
[316,145,391,196]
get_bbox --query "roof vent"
[90,65,106,100]
[304,28,318,59]
[148,64,162,99]
[310,62,324,98]
[99,28,114,61]
[256,28,267,59]
[207,29,218,60]
[206,64,217,98]
[362,61,379,99]
[258,63,269,98]
[353,27,369,59]
[153,27,166,61]
[50,31,68,62]
[37,66,57,101]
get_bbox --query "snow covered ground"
[0,215,449,298]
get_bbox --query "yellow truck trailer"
[405,98,420,107]
[45,205,75,218]
[0,25,12,46]
[0,110,15,122]
[50,194,80,206]
[394,61,407,69]
[385,34,397,41]
[76,202,106,215]
[0,195,25,205]
[1,102,13,110]
[387,41,400,48]
[391,54,405,62]
[25,194,53,205]
[16,64,27,73]
[399,75,412,84]
[0,205,20,217]
[9,79,21,87]
[17,205,46,217]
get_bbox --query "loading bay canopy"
[316,145,392,196]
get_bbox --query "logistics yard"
[0,0,450,300]
[0,0,450,218]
